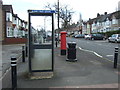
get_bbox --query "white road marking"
[78,47,103,58]
[95,40,109,42]
[106,55,114,57]
[98,44,102,45]
[93,52,103,58]
[90,61,101,65]
[79,47,82,50]
[78,46,120,65]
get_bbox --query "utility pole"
[58,0,60,30]
[57,0,60,43]
[79,13,82,34]
[44,17,46,31]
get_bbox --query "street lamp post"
[57,0,60,43]
[58,0,60,30]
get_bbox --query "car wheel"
[103,38,105,40]
[108,39,110,42]
[115,40,118,43]
[91,38,94,40]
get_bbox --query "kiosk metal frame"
[28,10,55,73]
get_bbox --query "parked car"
[84,34,91,40]
[89,34,105,40]
[75,34,85,38]
[72,34,77,37]
[108,34,120,43]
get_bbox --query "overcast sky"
[3,0,120,29]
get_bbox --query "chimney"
[104,12,107,15]
[77,22,79,24]
[97,13,100,17]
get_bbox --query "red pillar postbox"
[60,31,67,55]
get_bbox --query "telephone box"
[60,31,67,55]
[28,10,55,73]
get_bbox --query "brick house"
[82,22,87,34]
[91,13,111,33]
[90,11,120,34]
[86,19,93,34]
[110,11,120,31]
[2,4,28,44]
[66,22,82,35]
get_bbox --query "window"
[112,19,118,25]
[17,30,22,38]
[17,18,19,27]
[22,30,25,37]
[13,17,17,24]
[14,27,18,38]
[19,20,22,26]
[106,21,109,26]
[7,27,14,37]
[6,13,12,22]
[102,22,105,26]
[112,34,116,37]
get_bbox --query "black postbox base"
[61,50,66,55]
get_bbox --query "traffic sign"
[28,10,56,13]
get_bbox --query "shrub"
[92,30,120,38]
[105,30,120,37]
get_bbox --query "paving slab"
[1,44,24,89]
[16,47,119,89]
[2,44,24,75]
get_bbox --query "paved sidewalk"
[1,44,24,88]
[2,44,24,75]
[16,47,119,89]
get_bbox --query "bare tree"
[45,3,74,29]
[59,5,73,28]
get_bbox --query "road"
[67,37,120,63]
